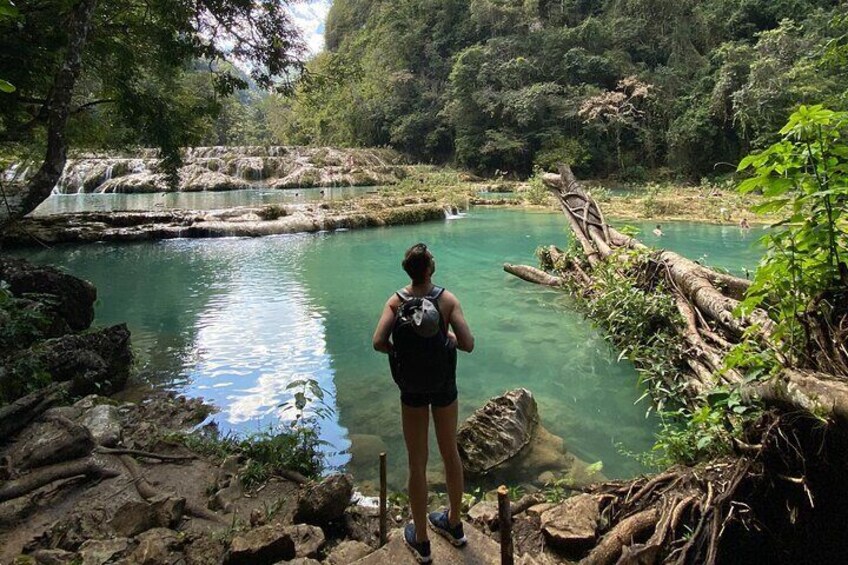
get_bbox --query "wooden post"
[379,452,388,547]
[497,485,514,565]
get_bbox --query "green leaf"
[751,199,790,214]
[0,79,15,93]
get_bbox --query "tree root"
[94,447,196,461]
[581,507,659,565]
[117,454,225,523]
[0,382,71,441]
[0,455,119,503]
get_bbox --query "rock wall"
[29,146,410,194]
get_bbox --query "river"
[13,205,762,490]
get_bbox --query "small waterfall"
[443,206,466,220]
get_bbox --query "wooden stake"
[379,452,388,547]
[497,485,514,565]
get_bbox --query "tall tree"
[0,0,305,224]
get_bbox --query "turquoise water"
[12,209,762,489]
[33,186,379,216]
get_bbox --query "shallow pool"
[14,208,762,488]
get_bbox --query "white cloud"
[291,0,331,54]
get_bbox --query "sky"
[291,0,332,54]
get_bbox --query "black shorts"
[401,384,458,408]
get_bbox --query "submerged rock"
[457,388,539,475]
[294,473,354,526]
[3,200,447,247]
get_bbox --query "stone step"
[351,520,501,564]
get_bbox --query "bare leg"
[433,400,464,527]
[402,402,430,542]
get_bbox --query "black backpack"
[389,286,457,394]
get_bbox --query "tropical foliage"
[274,0,847,179]
[738,105,848,374]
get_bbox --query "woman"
[372,243,475,563]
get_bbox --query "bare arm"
[448,297,474,353]
[372,297,398,354]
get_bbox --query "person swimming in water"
[740,217,750,230]
[653,224,664,237]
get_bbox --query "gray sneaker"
[428,510,467,547]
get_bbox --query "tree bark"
[503,264,562,287]
[2,0,99,225]
[580,507,659,565]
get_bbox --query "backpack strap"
[426,286,445,300]
[395,288,412,302]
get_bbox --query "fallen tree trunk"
[501,165,848,564]
[509,166,848,421]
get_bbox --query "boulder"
[467,501,499,530]
[0,257,96,332]
[80,404,122,447]
[343,505,382,547]
[285,524,325,559]
[324,540,372,565]
[128,528,182,565]
[184,537,226,565]
[225,523,296,565]
[27,549,76,564]
[76,538,129,565]
[5,417,94,470]
[540,494,601,552]
[526,503,555,519]
[109,496,185,537]
[275,559,321,565]
[457,389,538,475]
[293,473,353,526]
[27,324,133,397]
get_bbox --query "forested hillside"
[277,0,848,179]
